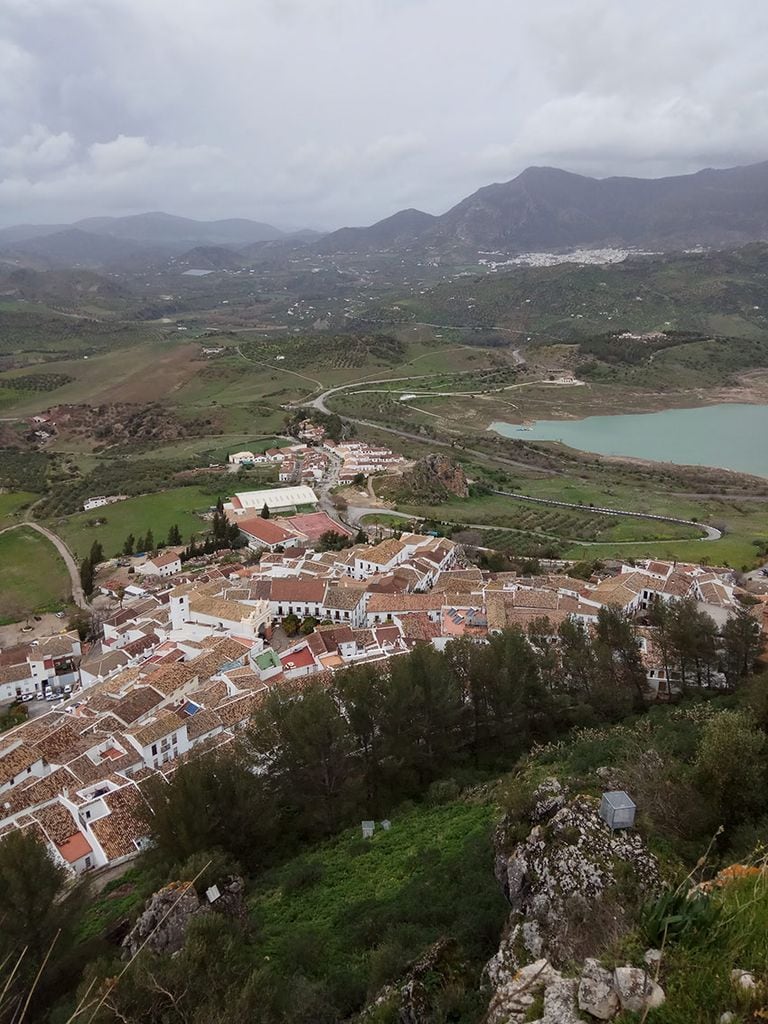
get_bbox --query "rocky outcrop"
[396,454,469,503]
[122,876,246,959]
[492,779,660,969]
[484,780,664,1023]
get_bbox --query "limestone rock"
[720,1013,736,1023]
[613,966,665,1013]
[643,948,662,968]
[492,789,660,967]
[535,977,583,1024]
[123,881,201,958]
[730,968,756,990]
[577,958,619,1020]
[122,875,247,960]
[485,958,560,1024]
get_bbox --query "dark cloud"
[0,0,766,228]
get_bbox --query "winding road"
[0,522,88,608]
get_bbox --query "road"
[0,522,88,608]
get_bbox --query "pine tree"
[79,556,94,597]
[89,539,104,566]
[122,533,135,556]
[167,523,182,546]
[145,528,155,553]
[135,535,146,553]
[260,503,270,519]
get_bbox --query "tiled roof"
[323,584,365,610]
[91,785,150,861]
[0,743,42,786]
[130,712,185,748]
[270,577,326,603]
[112,686,164,725]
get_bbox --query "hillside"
[318,160,768,257]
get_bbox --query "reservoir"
[491,403,768,478]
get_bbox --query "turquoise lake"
[491,403,768,478]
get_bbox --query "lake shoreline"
[490,402,768,478]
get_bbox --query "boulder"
[613,966,665,1013]
[643,948,663,968]
[577,958,619,1020]
[536,977,583,1024]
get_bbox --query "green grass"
[0,491,37,529]
[642,875,768,1024]
[250,800,505,1011]
[0,527,70,622]
[48,487,218,560]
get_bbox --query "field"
[0,491,37,529]
[49,487,218,560]
[0,527,70,622]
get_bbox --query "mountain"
[176,245,245,271]
[0,266,132,305]
[317,160,768,256]
[0,228,150,269]
[317,208,436,254]
[74,212,284,246]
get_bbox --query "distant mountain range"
[317,160,768,256]
[4,160,768,270]
[0,213,312,270]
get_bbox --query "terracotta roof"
[185,708,222,741]
[34,801,81,845]
[323,584,365,610]
[215,694,261,728]
[90,785,150,861]
[270,577,326,603]
[112,686,164,725]
[237,517,297,545]
[150,551,182,569]
[367,592,443,614]
[131,713,186,748]
[1,766,80,817]
[0,743,42,787]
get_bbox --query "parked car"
[55,611,65,619]
[36,693,46,701]
[63,685,72,694]
[22,693,34,702]
[45,693,55,701]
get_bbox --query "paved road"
[0,522,88,608]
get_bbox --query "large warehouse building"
[225,486,319,515]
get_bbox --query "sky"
[1,0,767,230]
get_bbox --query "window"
[85,856,92,869]
[151,744,157,756]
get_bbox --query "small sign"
[361,820,375,839]
[380,819,391,831]
[205,884,221,903]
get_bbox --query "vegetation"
[0,527,70,622]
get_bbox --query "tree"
[282,613,300,637]
[122,532,135,556]
[248,680,356,836]
[89,539,104,566]
[79,555,94,597]
[593,605,648,706]
[145,528,155,553]
[694,710,767,825]
[260,502,271,519]
[141,746,278,873]
[721,605,763,687]
[0,831,89,1022]
[167,523,182,546]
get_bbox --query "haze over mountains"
[4,160,768,270]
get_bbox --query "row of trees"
[145,604,762,875]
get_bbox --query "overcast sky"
[1,0,767,229]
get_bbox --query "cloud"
[0,0,766,226]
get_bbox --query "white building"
[226,485,318,516]
[136,551,182,578]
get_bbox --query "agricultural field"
[0,527,70,623]
[48,486,218,560]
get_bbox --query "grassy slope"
[49,486,217,560]
[0,491,37,529]
[250,800,505,1012]
[0,527,70,621]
